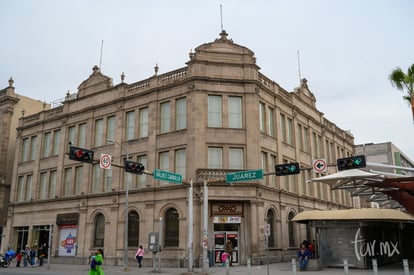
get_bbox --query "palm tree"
[389,64,414,123]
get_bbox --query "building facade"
[0,78,49,246]
[3,32,356,266]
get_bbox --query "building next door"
[214,231,239,265]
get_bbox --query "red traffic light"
[124,160,145,175]
[69,146,94,164]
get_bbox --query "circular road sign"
[100,153,112,169]
[313,159,327,173]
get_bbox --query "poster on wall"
[58,225,78,256]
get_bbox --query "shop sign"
[56,212,79,225]
[212,216,241,223]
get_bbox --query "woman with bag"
[134,245,144,268]
[89,249,104,275]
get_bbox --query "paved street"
[0,261,411,275]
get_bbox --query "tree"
[389,64,414,123]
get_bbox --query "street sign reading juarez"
[153,169,182,184]
[226,169,263,183]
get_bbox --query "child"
[221,252,228,266]
[16,250,22,267]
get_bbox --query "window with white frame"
[94,119,104,147]
[39,172,48,199]
[208,147,222,169]
[104,168,112,191]
[92,164,101,192]
[52,130,61,156]
[268,107,275,137]
[68,125,76,148]
[139,107,149,138]
[64,168,73,196]
[280,114,286,142]
[208,95,222,127]
[287,117,293,145]
[21,138,29,162]
[42,132,51,158]
[259,102,266,133]
[125,111,135,140]
[229,148,243,169]
[17,176,25,202]
[176,98,187,130]
[75,166,83,194]
[106,116,116,143]
[78,123,87,147]
[137,155,147,188]
[49,171,57,198]
[160,102,171,134]
[175,149,186,177]
[25,175,32,201]
[159,151,169,171]
[29,136,37,160]
[228,96,242,128]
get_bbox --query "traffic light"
[124,160,145,175]
[337,155,366,171]
[275,162,300,176]
[68,146,94,164]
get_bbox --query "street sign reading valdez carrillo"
[226,169,263,183]
[153,169,182,184]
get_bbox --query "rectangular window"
[92,165,101,192]
[104,168,112,191]
[176,98,187,130]
[261,152,268,185]
[159,152,169,171]
[49,171,57,198]
[39,172,48,199]
[259,102,266,132]
[137,155,148,188]
[106,116,116,143]
[229,148,243,169]
[42,132,51,158]
[29,136,37,160]
[280,114,286,142]
[21,138,29,162]
[17,176,25,202]
[64,168,73,196]
[208,147,222,169]
[303,127,309,153]
[52,130,61,156]
[175,149,186,177]
[125,111,135,140]
[270,155,277,188]
[75,166,83,194]
[208,95,222,127]
[228,96,242,128]
[160,102,171,134]
[268,107,275,137]
[78,123,87,147]
[287,117,293,145]
[139,108,149,138]
[25,175,32,201]
[68,126,76,147]
[297,124,303,150]
[94,119,104,147]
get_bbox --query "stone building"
[0,78,49,246]
[3,31,355,266]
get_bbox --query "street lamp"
[107,139,129,269]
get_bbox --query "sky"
[1,0,414,160]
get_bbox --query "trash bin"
[208,250,214,267]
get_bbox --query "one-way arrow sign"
[313,159,327,173]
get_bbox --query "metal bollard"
[292,258,297,275]
[247,258,251,275]
[372,259,378,275]
[403,259,409,275]
[343,259,349,275]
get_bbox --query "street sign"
[100,153,112,169]
[313,159,327,173]
[226,169,263,183]
[153,169,182,184]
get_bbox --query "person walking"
[224,239,234,266]
[134,245,145,268]
[89,248,104,275]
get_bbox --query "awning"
[292,208,414,223]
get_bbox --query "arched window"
[288,211,296,247]
[128,211,140,247]
[94,213,105,247]
[266,209,275,247]
[164,208,179,247]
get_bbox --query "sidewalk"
[2,261,412,275]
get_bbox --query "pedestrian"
[29,246,36,267]
[134,244,144,268]
[38,245,45,266]
[224,240,234,266]
[89,248,104,275]
[23,245,30,267]
[16,249,22,267]
[297,243,311,271]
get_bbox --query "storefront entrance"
[214,224,239,265]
